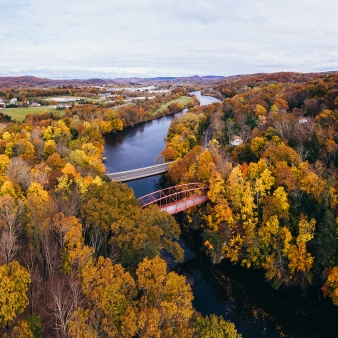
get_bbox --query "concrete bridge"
[106,162,171,182]
[138,183,209,214]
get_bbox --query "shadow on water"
[166,214,338,338]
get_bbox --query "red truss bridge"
[138,183,209,214]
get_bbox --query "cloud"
[0,0,338,78]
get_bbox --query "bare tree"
[41,228,60,280]
[49,277,85,338]
[21,244,44,315]
[0,196,24,264]
[5,157,33,190]
[271,113,296,140]
[303,97,318,116]
[239,125,252,143]
[296,143,310,162]
[0,231,18,264]
[53,186,81,217]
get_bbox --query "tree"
[9,320,34,338]
[323,266,338,305]
[286,216,315,281]
[313,210,337,273]
[136,256,194,337]
[194,314,242,338]
[0,261,31,329]
[308,131,320,163]
[0,195,23,264]
[259,216,291,288]
[254,104,267,117]
[81,181,139,257]
[80,256,137,337]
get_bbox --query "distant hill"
[0,76,119,88]
[0,75,225,88]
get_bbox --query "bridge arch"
[138,183,209,214]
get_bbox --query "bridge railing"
[138,183,209,208]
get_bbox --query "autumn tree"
[0,262,31,330]
[80,256,137,337]
[136,256,194,337]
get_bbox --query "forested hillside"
[162,72,338,302]
[0,83,240,336]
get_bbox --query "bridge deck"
[106,162,171,182]
[159,194,209,214]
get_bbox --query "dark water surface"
[104,92,338,337]
[104,91,220,197]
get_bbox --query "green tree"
[313,210,337,273]
[194,314,242,338]
[308,131,320,163]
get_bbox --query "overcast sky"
[1,0,338,79]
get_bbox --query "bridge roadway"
[159,194,209,214]
[106,162,171,182]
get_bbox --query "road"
[204,126,212,148]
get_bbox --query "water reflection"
[170,221,338,338]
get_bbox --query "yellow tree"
[240,181,259,268]
[81,256,137,337]
[323,266,338,305]
[10,320,34,338]
[0,261,31,329]
[136,256,194,338]
[254,104,267,117]
[259,216,292,287]
[286,216,315,280]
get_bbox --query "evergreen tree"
[308,131,320,163]
[313,209,337,274]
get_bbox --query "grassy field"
[154,96,192,115]
[33,96,102,104]
[1,107,65,122]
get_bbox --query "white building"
[299,118,308,124]
[230,136,243,146]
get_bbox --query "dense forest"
[161,71,338,302]
[0,82,240,337]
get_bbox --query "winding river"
[104,92,338,337]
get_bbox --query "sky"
[1,0,338,79]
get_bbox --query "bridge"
[106,162,171,182]
[138,183,209,214]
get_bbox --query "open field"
[36,96,102,103]
[1,107,64,122]
[154,96,192,115]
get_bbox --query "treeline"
[64,89,198,129]
[0,87,100,102]
[162,72,338,305]
[0,101,241,336]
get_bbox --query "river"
[104,92,338,337]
